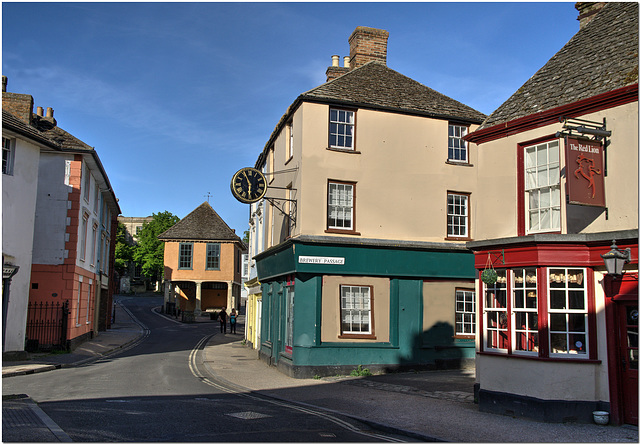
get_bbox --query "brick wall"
[2,92,34,125]
[348,26,389,69]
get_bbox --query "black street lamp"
[600,241,631,278]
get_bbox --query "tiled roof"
[2,109,95,152]
[478,2,638,130]
[158,202,242,243]
[37,124,94,151]
[2,110,60,149]
[301,61,487,123]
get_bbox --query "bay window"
[548,268,588,356]
[482,266,591,359]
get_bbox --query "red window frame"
[480,266,598,361]
[517,135,562,237]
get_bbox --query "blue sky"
[2,2,579,235]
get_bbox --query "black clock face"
[230,167,267,203]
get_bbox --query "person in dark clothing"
[229,308,237,334]
[219,307,227,333]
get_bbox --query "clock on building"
[230,167,267,204]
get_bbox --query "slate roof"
[256,60,487,168]
[38,124,94,151]
[2,110,60,149]
[301,61,487,123]
[478,2,638,130]
[158,202,242,243]
[2,109,95,151]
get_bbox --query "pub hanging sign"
[565,137,606,208]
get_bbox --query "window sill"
[338,333,377,340]
[453,334,475,340]
[327,147,361,154]
[445,236,472,241]
[325,229,361,236]
[478,351,600,364]
[446,160,474,167]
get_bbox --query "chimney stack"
[576,2,606,29]
[2,76,35,126]
[46,107,54,118]
[348,26,389,69]
[325,26,389,82]
[37,106,44,116]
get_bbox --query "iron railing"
[26,301,69,351]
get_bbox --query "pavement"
[3,296,639,443]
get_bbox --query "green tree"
[133,211,179,282]
[114,222,134,275]
[242,229,250,245]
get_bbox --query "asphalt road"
[2,296,415,442]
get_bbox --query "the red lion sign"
[565,137,606,207]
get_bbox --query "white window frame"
[329,108,355,150]
[285,283,295,353]
[328,181,354,231]
[448,124,468,162]
[103,236,110,275]
[548,267,588,358]
[76,277,83,327]
[80,212,89,262]
[511,268,539,355]
[2,136,15,175]
[524,140,561,234]
[340,285,372,335]
[83,165,91,202]
[86,280,92,324]
[455,289,476,336]
[483,270,508,353]
[90,222,98,267]
[287,120,294,160]
[447,192,469,238]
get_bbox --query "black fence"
[26,301,69,351]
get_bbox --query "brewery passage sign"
[565,137,606,207]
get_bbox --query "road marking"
[225,411,272,420]
[187,336,405,442]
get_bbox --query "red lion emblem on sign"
[574,154,601,198]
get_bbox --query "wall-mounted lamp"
[600,240,631,277]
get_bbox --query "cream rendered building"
[466,2,638,425]
[251,27,486,377]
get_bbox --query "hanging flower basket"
[481,268,498,285]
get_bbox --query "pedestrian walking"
[229,308,237,334]
[218,307,227,333]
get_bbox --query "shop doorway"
[618,301,638,425]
